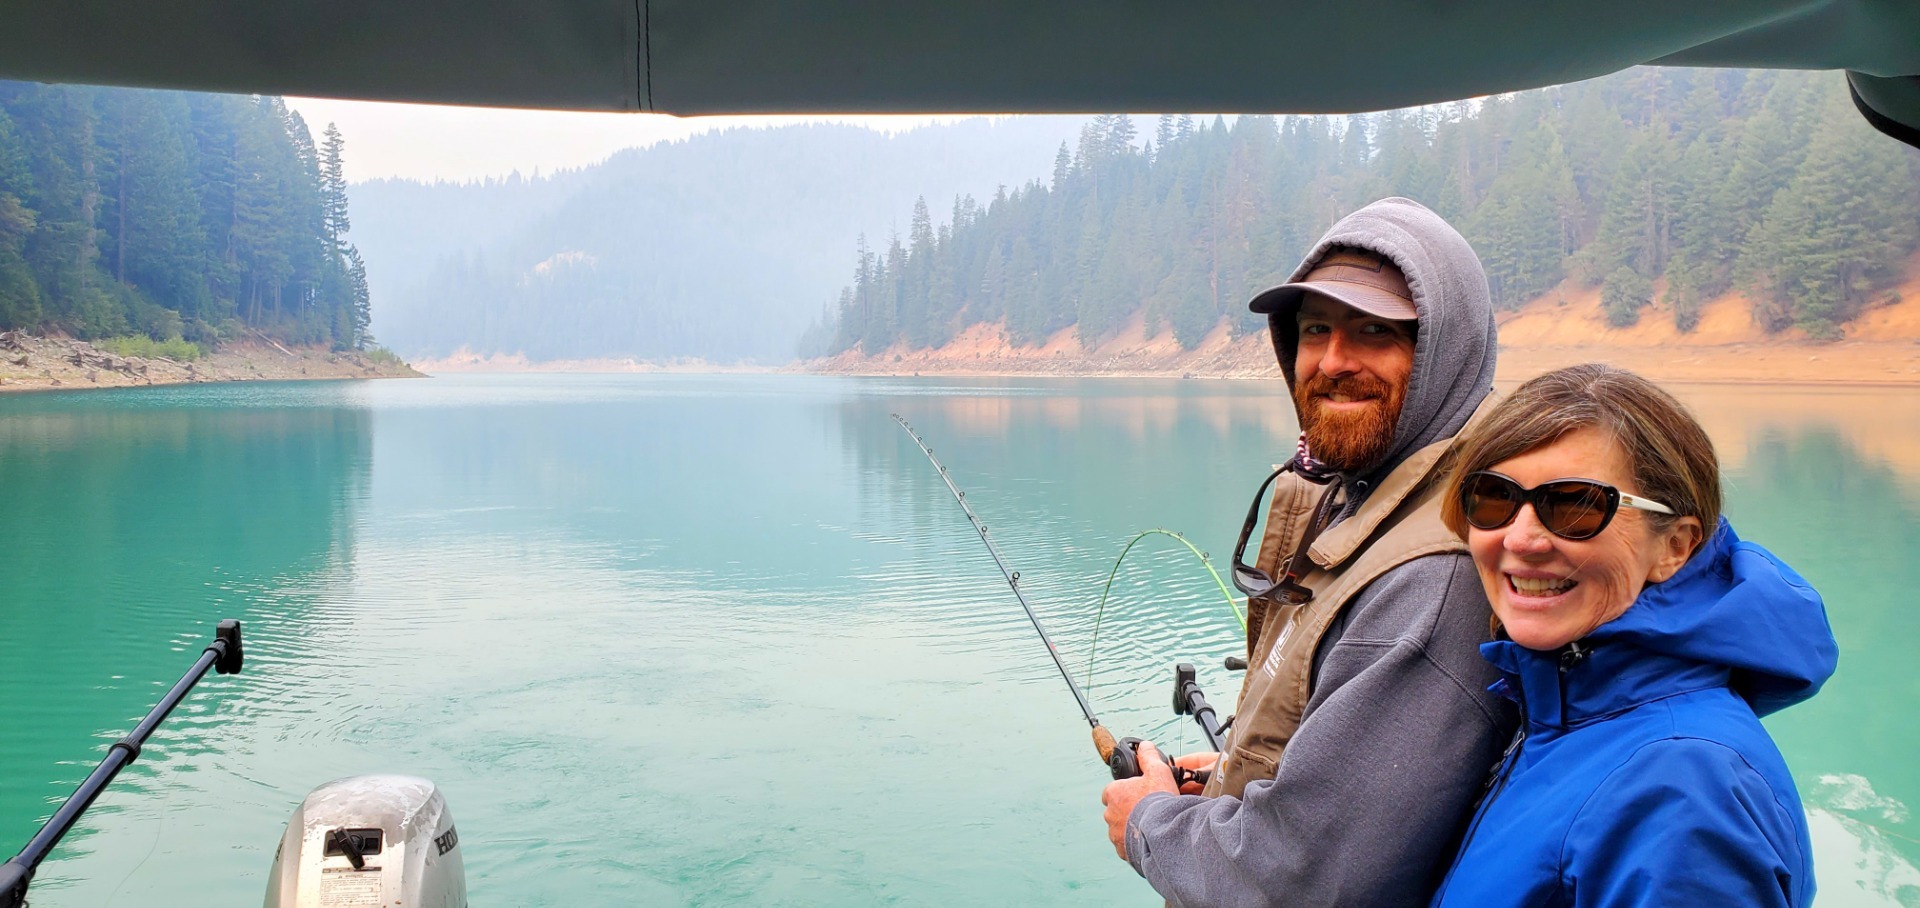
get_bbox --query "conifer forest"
[5,69,1916,364]
[0,82,370,350]
[814,68,1920,357]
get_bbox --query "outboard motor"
[263,774,467,908]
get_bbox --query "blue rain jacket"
[1432,519,1838,908]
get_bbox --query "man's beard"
[1293,372,1407,472]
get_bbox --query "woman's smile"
[1468,427,1678,650]
[1504,571,1576,602]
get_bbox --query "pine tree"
[0,105,43,326]
[98,90,208,336]
[319,123,350,247]
[1601,266,1651,327]
[1106,115,1137,156]
[346,243,371,348]
[0,82,357,347]
[1155,114,1177,152]
[1743,91,1920,337]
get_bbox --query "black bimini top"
[1,1,1916,146]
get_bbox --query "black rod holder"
[0,619,243,908]
[1174,663,1228,753]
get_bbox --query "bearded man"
[1101,197,1516,906]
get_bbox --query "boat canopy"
[2,1,1917,146]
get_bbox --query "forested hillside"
[817,69,1920,358]
[0,82,368,351]
[353,117,1086,364]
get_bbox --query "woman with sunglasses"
[1429,364,1836,908]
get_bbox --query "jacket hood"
[1262,197,1498,477]
[1485,519,1839,725]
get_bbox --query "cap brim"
[1247,281,1418,321]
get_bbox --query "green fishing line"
[1085,529,1246,692]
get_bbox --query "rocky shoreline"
[0,330,423,393]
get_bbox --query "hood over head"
[1254,197,1498,476]
[1590,519,1837,716]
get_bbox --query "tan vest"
[1204,396,1496,798]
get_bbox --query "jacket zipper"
[1433,705,1525,903]
[1434,644,1585,904]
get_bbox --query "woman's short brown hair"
[1439,364,1722,541]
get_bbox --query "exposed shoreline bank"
[0,331,424,394]
[802,338,1920,387]
[801,254,1920,386]
[364,339,1920,387]
[67,333,1908,391]
[410,349,778,375]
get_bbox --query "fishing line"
[1084,529,1245,693]
[890,414,1233,779]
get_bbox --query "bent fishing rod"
[1,620,244,908]
[891,415,1223,783]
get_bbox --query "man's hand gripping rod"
[890,415,1215,785]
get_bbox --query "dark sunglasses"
[1230,467,1288,598]
[1230,466,1334,602]
[1458,470,1674,541]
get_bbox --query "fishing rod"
[891,414,1218,783]
[1085,528,1244,693]
[1,620,244,908]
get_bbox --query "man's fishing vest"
[1203,396,1495,799]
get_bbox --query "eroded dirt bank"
[0,331,422,393]
[804,266,1920,386]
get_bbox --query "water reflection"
[359,374,878,591]
[1713,421,1920,904]
[0,385,371,876]
[2,375,1916,905]
[1646,387,1920,901]
[1667,385,1920,502]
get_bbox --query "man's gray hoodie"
[1124,198,1514,906]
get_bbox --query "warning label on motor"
[320,866,383,906]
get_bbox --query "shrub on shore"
[98,335,203,362]
[362,346,406,368]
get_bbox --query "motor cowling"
[263,774,466,908]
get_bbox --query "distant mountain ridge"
[348,117,1088,363]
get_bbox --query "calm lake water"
[2,374,1916,906]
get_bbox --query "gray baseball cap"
[1248,248,1417,320]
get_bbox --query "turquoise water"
[0,375,1915,905]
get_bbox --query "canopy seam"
[637,0,653,111]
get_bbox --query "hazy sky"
[285,97,971,184]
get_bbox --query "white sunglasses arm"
[1619,493,1674,515]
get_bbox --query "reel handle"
[1107,736,1212,788]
